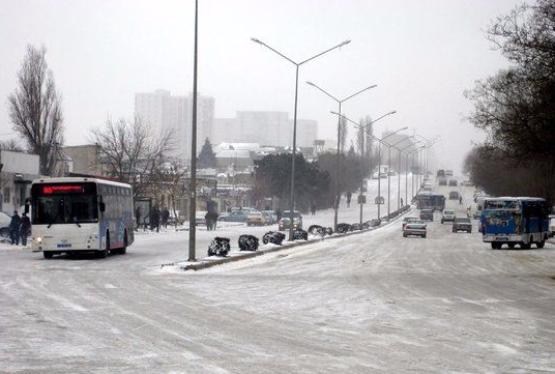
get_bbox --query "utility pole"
[188,0,198,262]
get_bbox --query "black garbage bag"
[292,228,308,240]
[326,227,333,235]
[369,219,381,227]
[263,231,286,245]
[238,234,259,251]
[352,223,362,231]
[336,223,352,234]
[308,225,333,237]
[361,221,370,230]
[207,237,230,257]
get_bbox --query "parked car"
[449,191,460,200]
[278,211,303,231]
[403,222,427,238]
[452,216,472,233]
[247,211,267,226]
[420,209,434,221]
[438,178,447,186]
[0,212,10,238]
[445,170,454,177]
[402,216,420,230]
[448,179,458,186]
[441,209,456,224]
[262,210,278,225]
[195,211,207,226]
[219,210,249,223]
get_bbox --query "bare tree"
[90,117,175,197]
[0,139,24,152]
[8,45,63,175]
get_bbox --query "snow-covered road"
[1,184,555,373]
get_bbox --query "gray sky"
[0,0,521,171]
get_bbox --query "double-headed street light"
[381,127,409,218]
[331,111,398,224]
[306,81,377,231]
[388,136,417,210]
[251,38,350,241]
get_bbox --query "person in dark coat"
[161,208,170,228]
[9,211,21,245]
[150,206,160,232]
[19,213,31,246]
[135,206,142,231]
[346,191,352,208]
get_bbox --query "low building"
[0,150,40,214]
[62,144,106,176]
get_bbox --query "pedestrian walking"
[9,211,21,245]
[135,206,142,231]
[459,196,463,205]
[346,191,352,208]
[20,213,31,246]
[161,207,170,228]
[400,198,404,207]
[150,206,160,232]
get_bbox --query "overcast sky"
[0,0,522,171]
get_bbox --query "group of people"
[8,210,31,246]
[134,206,171,232]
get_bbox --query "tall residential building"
[134,90,214,159]
[211,111,317,148]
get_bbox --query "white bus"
[29,177,134,259]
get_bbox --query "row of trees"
[253,145,378,212]
[465,0,555,203]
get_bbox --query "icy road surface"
[1,186,555,372]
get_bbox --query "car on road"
[262,210,278,225]
[247,211,267,226]
[449,191,460,200]
[452,216,472,233]
[438,178,447,186]
[219,209,249,223]
[0,211,10,238]
[448,179,458,186]
[278,211,303,231]
[441,209,456,224]
[420,209,434,221]
[445,170,454,177]
[402,216,420,230]
[403,221,427,238]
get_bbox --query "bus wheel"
[520,241,531,249]
[491,242,501,249]
[95,250,108,258]
[536,240,545,249]
[508,243,515,249]
[43,251,53,259]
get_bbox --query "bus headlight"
[36,237,42,243]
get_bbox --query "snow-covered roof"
[215,149,251,159]
[215,142,260,152]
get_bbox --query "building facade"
[134,90,215,160]
[0,150,40,214]
[211,111,318,148]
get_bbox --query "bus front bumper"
[483,234,523,243]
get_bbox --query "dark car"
[219,210,249,223]
[438,178,447,186]
[278,211,303,231]
[452,217,472,233]
[448,179,458,186]
[420,209,434,221]
[449,191,460,200]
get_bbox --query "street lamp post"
[381,128,408,218]
[252,38,350,241]
[306,81,377,230]
[188,0,199,262]
[331,111,398,224]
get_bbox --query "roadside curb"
[164,206,413,272]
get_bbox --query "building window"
[3,187,10,204]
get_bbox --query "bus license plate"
[57,243,72,248]
[496,236,508,241]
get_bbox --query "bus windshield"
[32,183,98,225]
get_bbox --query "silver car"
[403,222,427,238]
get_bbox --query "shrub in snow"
[336,223,352,234]
[238,234,259,251]
[262,231,285,245]
[207,237,230,257]
[292,229,308,241]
